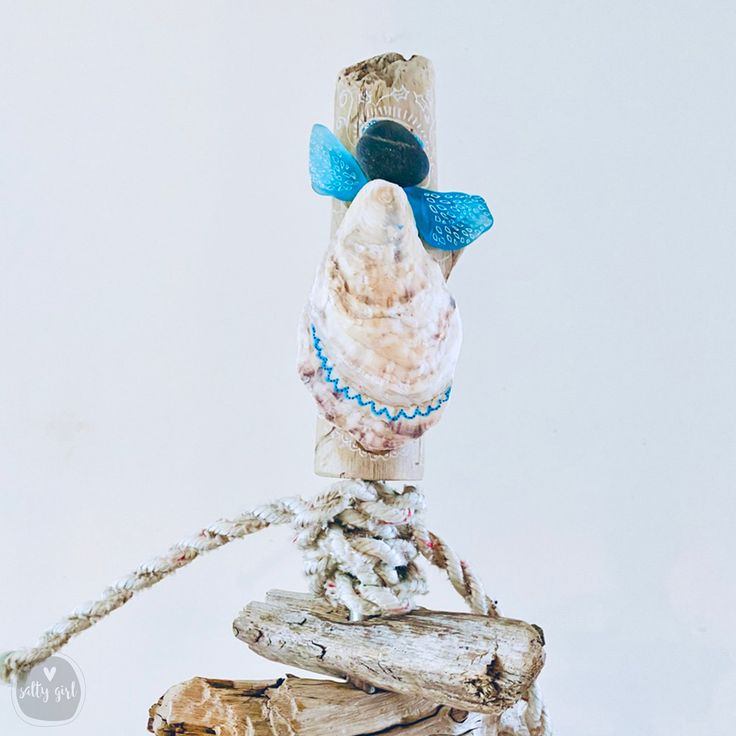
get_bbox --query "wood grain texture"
[148,675,499,735]
[314,416,424,481]
[233,590,545,716]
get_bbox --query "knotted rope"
[0,479,549,734]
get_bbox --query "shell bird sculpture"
[298,120,493,453]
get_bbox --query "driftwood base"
[148,675,499,736]
[233,591,545,715]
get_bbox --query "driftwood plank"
[148,675,498,736]
[232,590,545,716]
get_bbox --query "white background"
[1,2,734,734]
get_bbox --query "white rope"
[0,479,550,734]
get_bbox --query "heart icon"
[43,666,56,682]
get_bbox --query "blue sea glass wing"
[405,187,494,250]
[309,124,368,201]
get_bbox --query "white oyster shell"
[298,179,462,453]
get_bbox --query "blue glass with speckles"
[308,123,493,251]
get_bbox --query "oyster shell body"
[298,180,462,453]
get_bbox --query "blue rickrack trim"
[311,323,452,422]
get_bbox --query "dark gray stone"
[356,120,430,188]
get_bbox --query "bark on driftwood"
[233,590,545,716]
[148,675,499,736]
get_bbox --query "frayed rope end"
[0,651,14,685]
[0,650,31,687]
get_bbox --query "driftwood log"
[148,676,498,736]
[315,52,455,482]
[233,590,545,715]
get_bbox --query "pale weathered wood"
[148,675,498,736]
[314,417,424,481]
[148,677,271,735]
[314,52,448,481]
[233,590,545,716]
